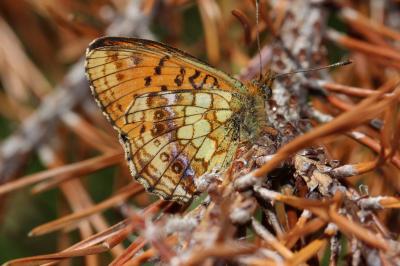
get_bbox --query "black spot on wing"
[189,70,201,89]
[174,67,186,87]
[154,55,170,75]
[120,133,129,142]
[131,56,142,65]
[154,66,162,75]
[202,74,219,88]
[144,76,152,87]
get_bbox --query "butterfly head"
[250,70,274,100]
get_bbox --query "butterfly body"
[86,37,267,203]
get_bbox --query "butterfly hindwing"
[85,37,247,203]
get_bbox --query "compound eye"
[261,84,272,99]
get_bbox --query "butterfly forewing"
[85,37,247,203]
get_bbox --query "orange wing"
[85,37,248,203]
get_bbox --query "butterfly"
[85,37,268,203]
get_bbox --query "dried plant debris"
[1,1,400,265]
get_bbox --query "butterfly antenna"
[255,0,262,81]
[272,60,352,80]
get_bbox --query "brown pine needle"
[0,151,124,195]
[288,239,327,266]
[29,183,144,236]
